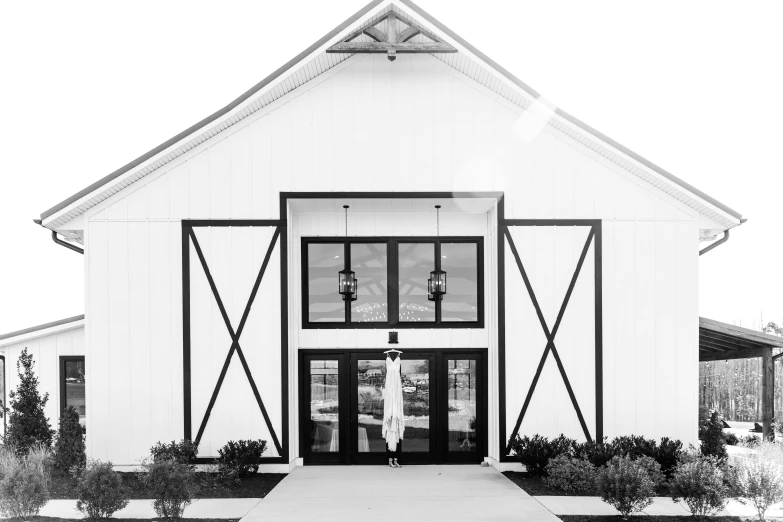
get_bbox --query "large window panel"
[398,243,436,323]
[308,243,346,323]
[351,243,388,323]
[440,242,479,322]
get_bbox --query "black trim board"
[182,220,288,464]
[499,219,603,461]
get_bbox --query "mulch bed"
[15,518,237,522]
[502,472,672,497]
[49,471,286,499]
[557,515,752,522]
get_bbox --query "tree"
[4,348,55,453]
[53,406,86,473]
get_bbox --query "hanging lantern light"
[428,205,447,302]
[338,205,357,302]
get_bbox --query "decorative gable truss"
[327,10,456,61]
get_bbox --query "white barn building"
[2,0,745,471]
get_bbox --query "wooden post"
[762,347,774,440]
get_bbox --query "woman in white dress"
[382,353,405,468]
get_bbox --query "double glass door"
[301,350,484,465]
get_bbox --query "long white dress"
[382,355,405,452]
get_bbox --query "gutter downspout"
[699,230,730,256]
[699,218,747,256]
[33,219,84,255]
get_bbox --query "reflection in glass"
[351,243,388,322]
[400,358,430,452]
[0,358,4,438]
[310,360,339,452]
[308,244,345,323]
[398,243,435,322]
[357,360,386,453]
[448,359,477,452]
[440,243,479,322]
[356,357,431,454]
[63,359,86,427]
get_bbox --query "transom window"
[303,237,483,328]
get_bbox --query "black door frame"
[298,348,487,465]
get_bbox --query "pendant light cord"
[435,204,441,236]
[344,205,349,237]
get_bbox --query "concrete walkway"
[38,498,261,519]
[241,465,561,521]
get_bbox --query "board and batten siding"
[83,52,698,465]
[1,327,85,439]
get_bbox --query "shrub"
[670,454,729,516]
[508,434,574,476]
[0,443,51,519]
[217,439,268,479]
[76,461,130,520]
[596,456,655,519]
[635,455,665,491]
[150,439,199,465]
[740,434,761,448]
[543,454,597,494]
[611,435,657,460]
[733,442,783,521]
[700,410,727,460]
[656,437,684,477]
[724,432,740,446]
[143,459,197,519]
[4,349,55,453]
[53,406,86,474]
[572,437,618,467]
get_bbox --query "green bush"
[508,434,574,476]
[53,406,86,474]
[4,349,55,453]
[734,442,783,522]
[150,439,199,465]
[611,435,657,460]
[669,454,729,517]
[655,437,684,477]
[217,439,267,479]
[634,455,665,491]
[596,456,655,519]
[76,461,130,520]
[143,459,197,519]
[724,432,740,446]
[543,454,597,494]
[740,434,761,448]
[572,437,618,467]
[0,443,51,519]
[700,410,727,460]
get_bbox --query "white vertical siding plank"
[230,127,252,219]
[412,56,435,191]
[87,221,109,460]
[209,139,231,218]
[290,91,314,192]
[107,222,131,464]
[613,221,636,436]
[250,116,273,219]
[655,221,677,438]
[634,222,656,437]
[189,152,210,219]
[128,222,152,462]
[310,79,335,192]
[149,222,172,443]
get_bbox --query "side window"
[60,356,86,429]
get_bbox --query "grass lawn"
[49,471,286,499]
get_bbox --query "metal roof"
[39,0,743,230]
[0,314,85,342]
[699,317,783,361]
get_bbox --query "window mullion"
[435,240,442,324]
[345,241,351,324]
[389,240,399,326]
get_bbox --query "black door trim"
[298,348,487,465]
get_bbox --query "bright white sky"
[0,0,781,334]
